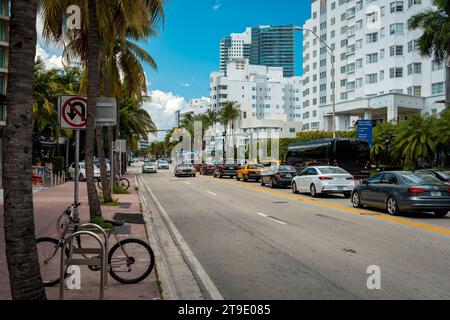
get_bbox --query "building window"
[366,73,378,84]
[390,45,404,56]
[432,60,443,71]
[408,0,422,8]
[340,92,348,100]
[432,82,444,95]
[390,23,404,35]
[390,68,403,78]
[390,1,404,13]
[380,70,385,81]
[366,32,378,43]
[366,53,378,64]
[407,63,422,75]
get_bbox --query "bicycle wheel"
[36,237,67,287]
[108,238,155,284]
[119,178,130,191]
[97,180,103,190]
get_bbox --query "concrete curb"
[138,175,224,301]
[136,176,177,300]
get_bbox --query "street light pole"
[294,26,336,138]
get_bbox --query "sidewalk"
[0,175,161,300]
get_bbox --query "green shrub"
[113,184,129,194]
[90,216,113,230]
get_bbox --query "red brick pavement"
[0,177,161,300]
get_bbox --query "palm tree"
[408,1,450,108]
[219,101,241,161]
[41,0,164,212]
[84,0,102,218]
[434,108,450,163]
[3,0,46,299]
[119,89,158,150]
[371,122,399,168]
[393,113,438,169]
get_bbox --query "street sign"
[59,95,87,129]
[115,139,127,153]
[96,97,117,127]
[58,95,117,129]
[357,120,373,147]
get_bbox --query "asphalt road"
[140,166,450,300]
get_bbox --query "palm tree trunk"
[96,59,111,203]
[86,0,102,218]
[3,0,46,300]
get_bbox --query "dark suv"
[213,163,239,179]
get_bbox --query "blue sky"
[142,0,311,101]
[37,0,312,139]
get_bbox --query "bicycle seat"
[105,219,125,227]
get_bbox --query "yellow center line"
[199,175,450,237]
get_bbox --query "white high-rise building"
[179,97,212,121]
[301,0,446,131]
[210,59,303,139]
[220,28,252,74]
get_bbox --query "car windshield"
[179,164,193,168]
[159,161,168,164]
[278,165,296,172]
[438,171,450,180]
[402,174,431,185]
[318,167,348,175]
[248,165,264,169]
[144,162,154,166]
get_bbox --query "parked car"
[200,163,215,175]
[174,163,197,177]
[68,162,101,181]
[142,161,157,174]
[292,166,356,198]
[213,163,238,179]
[351,171,450,217]
[236,163,265,182]
[415,169,450,185]
[158,160,170,170]
[260,160,282,168]
[192,163,202,172]
[260,165,297,188]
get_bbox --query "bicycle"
[97,172,130,191]
[36,203,155,286]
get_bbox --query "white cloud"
[213,0,223,10]
[180,82,190,88]
[36,43,64,70]
[143,90,187,140]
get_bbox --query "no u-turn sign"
[58,95,88,129]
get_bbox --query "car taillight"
[274,173,282,179]
[221,165,226,170]
[408,188,426,195]
[319,177,334,181]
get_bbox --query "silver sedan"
[174,163,197,177]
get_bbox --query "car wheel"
[243,175,248,182]
[386,197,400,216]
[292,182,299,194]
[310,184,317,197]
[352,192,362,208]
[434,210,448,217]
[236,175,241,181]
[261,179,266,186]
[344,192,352,199]
[79,173,85,181]
[270,178,275,189]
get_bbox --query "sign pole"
[110,140,114,196]
[74,130,80,222]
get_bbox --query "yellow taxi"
[259,160,282,168]
[236,163,266,182]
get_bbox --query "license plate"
[337,186,344,190]
[431,192,442,197]
[285,174,292,178]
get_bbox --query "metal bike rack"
[78,223,109,287]
[59,230,107,300]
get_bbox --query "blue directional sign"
[357,120,373,147]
